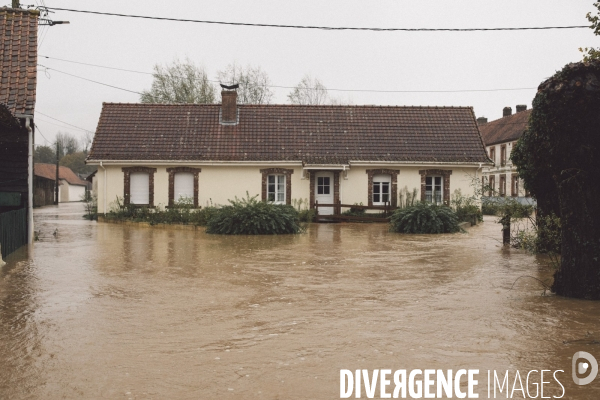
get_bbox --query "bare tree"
[287,75,329,105]
[81,131,94,154]
[140,58,216,104]
[217,63,274,104]
[54,132,79,157]
[328,96,354,106]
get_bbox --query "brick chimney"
[476,117,488,125]
[503,107,512,117]
[516,104,527,113]
[221,90,238,124]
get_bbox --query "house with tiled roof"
[478,105,532,200]
[0,6,38,257]
[33,164,88,206]
[87,89,491,215]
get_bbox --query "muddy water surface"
[1,203,600,399]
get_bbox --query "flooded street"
[1,202,600,399]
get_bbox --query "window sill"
[125,204,156,209]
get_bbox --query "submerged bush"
[104,196,218,226]
[481,202,499,216]
[206,193,302,235]
[451,189,482,223]
[341,203,366,217]
[389,202,461,234]
[481,197,533,218]
[292,198,315,223]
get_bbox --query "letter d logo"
[572,351,599,385]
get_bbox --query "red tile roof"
[0,7,38,116]
[88,103,489,164]
[479,109,531,146]
[34,163,87,186]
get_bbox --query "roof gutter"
[302,165,350,170]
[349,161,493,167]
[86,159,492,167]
[86,160,303,167]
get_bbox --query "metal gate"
[0,207,27,258]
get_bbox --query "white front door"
[315,172,334,215]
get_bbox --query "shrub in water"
[451,189,482,223]
[341,203,366,217]
[206,193,302,235]
[105,196,218,226]
[292,198,316,222]
[389,202,461,234]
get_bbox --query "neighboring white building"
[87,90,492,216]
[478,106,533,202]
[34,163,88,203]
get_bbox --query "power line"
[34,123,51,144]
[38,59,536,94]
[37,64,144,95]
[36,110,94,132]
[39,55,152,75]
[45,7,589,32]
[36,117,91,133]
[270,85,536,94]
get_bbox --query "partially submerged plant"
[389,202,461,234]
[206,192,302,235]
[292,198,315,222]
[341,202,366,217]
[451,189,482,223]
[81,192,98,221]
[398,186,418,209]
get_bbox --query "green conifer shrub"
[389,202,461,234]
[206,193,302,235]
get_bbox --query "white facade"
[94,162,483,214]
[58,179,86,202]
[481,141,528,198]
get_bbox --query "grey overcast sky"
[31,0,598,146]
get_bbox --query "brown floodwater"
[1,203,600,399]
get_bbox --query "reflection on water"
[1,203,599,399]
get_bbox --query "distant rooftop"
[479,109,531,146]
[34,163,87,186]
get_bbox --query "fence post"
[315,200,319,222]
[501,214,511,245]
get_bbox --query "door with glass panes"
[315,171,334,215]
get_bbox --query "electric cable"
[45,7,589,32]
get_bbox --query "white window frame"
[267,174,286,204]
[372,174,391,205]
[317,175,331,196]
[425,176,443,205]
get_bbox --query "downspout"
[100,161,107,214]
[340,165,345,204]
[26,117,33,244]
[477,162,483,204]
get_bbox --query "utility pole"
[12,0,20,8]
[55,141,59,205]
